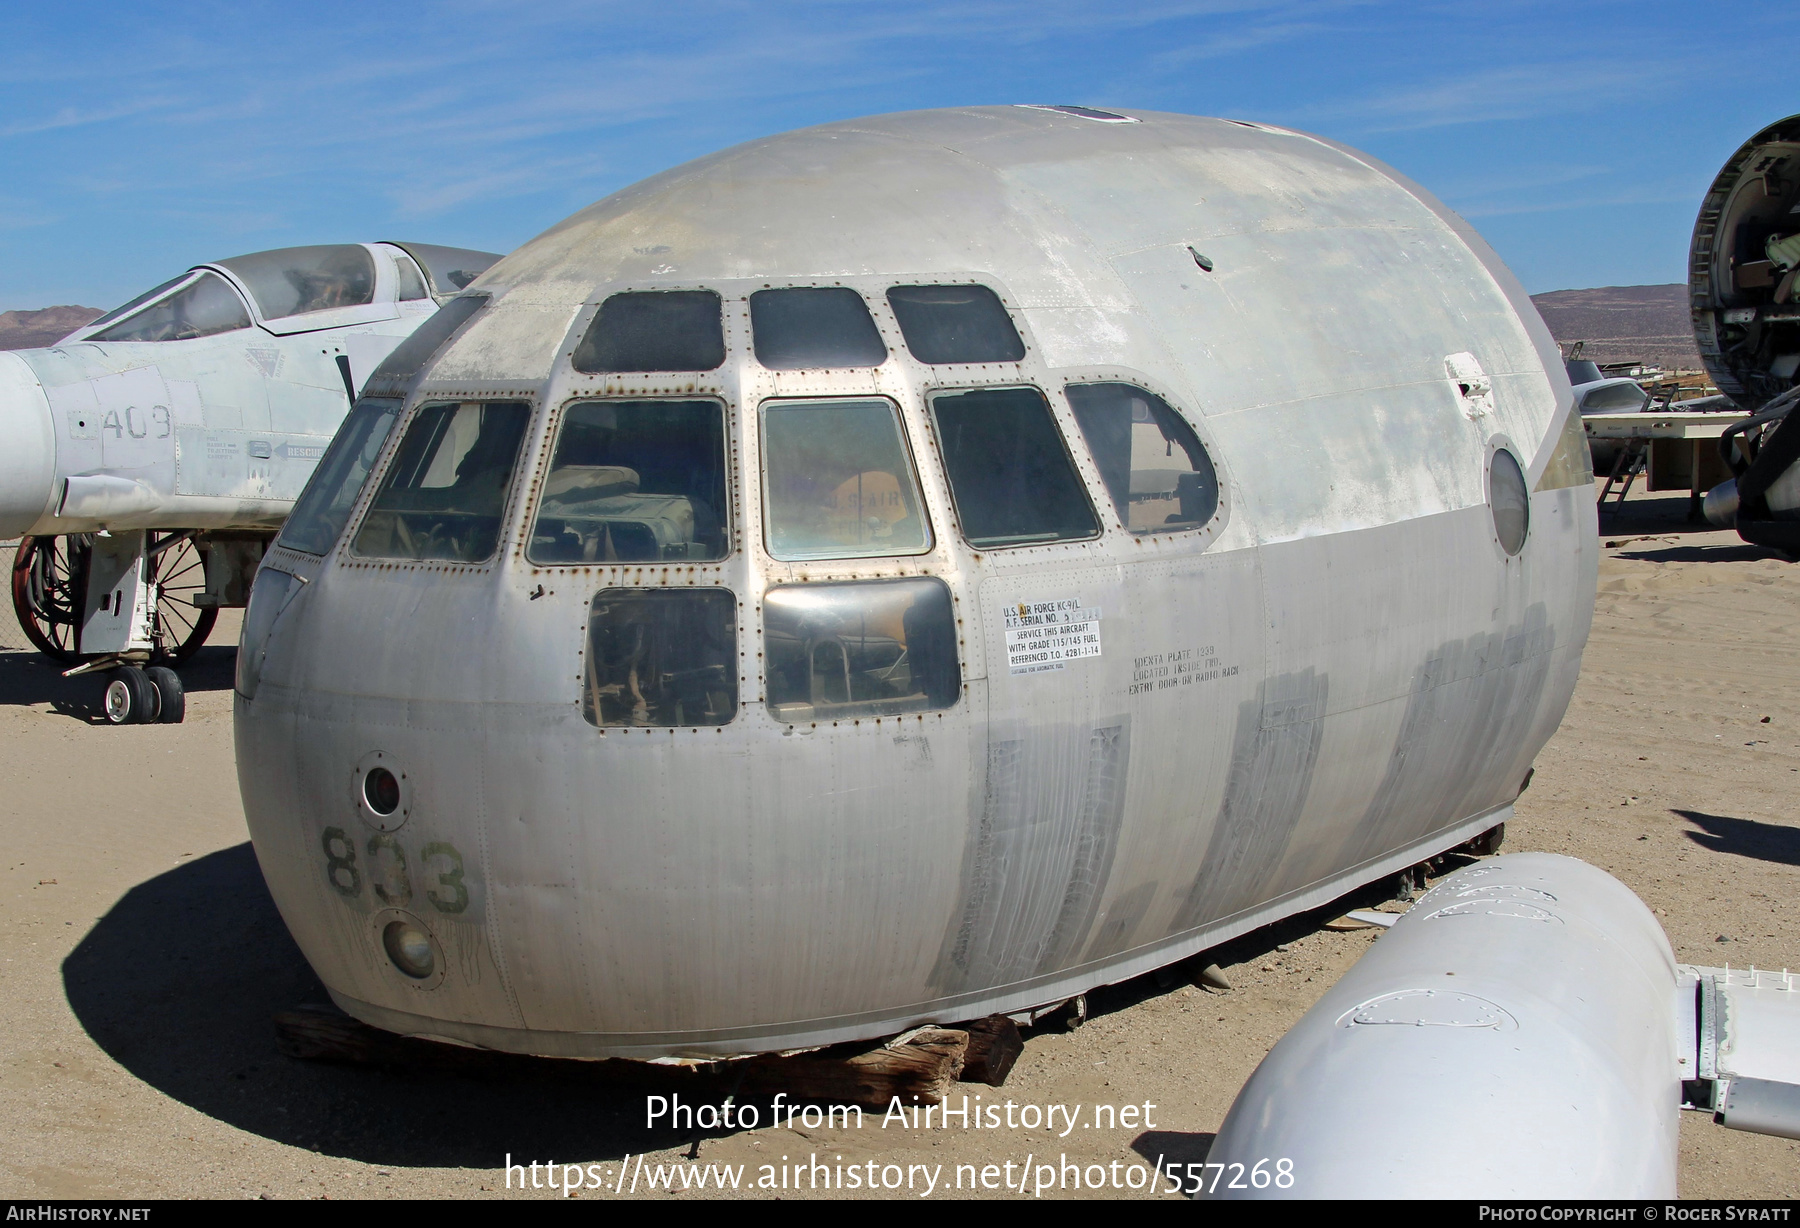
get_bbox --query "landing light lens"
[364,766,401,815]
[382,921,435,979]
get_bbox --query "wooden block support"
[732,1028,968,1109]
[960,1015,1023,1086]
[274,1004,973,1110]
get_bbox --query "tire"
[146,666,185,724]
[11,535,89,663]
[103,666,158,725]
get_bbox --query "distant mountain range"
[2,285,1704,374]
[0,305,103,350]
[1528,284,1700,372]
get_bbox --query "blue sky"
[2,1,1794,309]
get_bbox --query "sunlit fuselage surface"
[237,107,1598,1058]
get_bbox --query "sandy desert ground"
[1,483,1797,1200]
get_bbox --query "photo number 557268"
[1164,1158,1294,1195]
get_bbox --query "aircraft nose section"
[0,353,57,538]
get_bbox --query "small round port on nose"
[363,766,401,816]
[382,920,436,979]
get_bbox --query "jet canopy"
[71,242,499,345]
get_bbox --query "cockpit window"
[390,243,499,297]
[528,399,728,563]
[749,287,887,369]
[572,291,725,373]
[216,244,376,320]
[278,398,404,555]
[1065,383,1219,533]
[393,252,429,302]
[353,400,529,563]
[886,285,1026,364]
[584,589,737,727]
[90,272,252,343]
[764,578,959,722]
[929,386,1100,548]
[86,274,191,333]
[761,398,929,560]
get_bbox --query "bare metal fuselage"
[236,107,1598,1057]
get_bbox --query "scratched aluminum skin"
[235,107,1599,1058]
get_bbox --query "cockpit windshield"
[278,398,404,555]
[529,399,729,563]
[90,271,251,343]
[572,291,724,373]
[86,274,191,334]
[388,243,500,298]
[216,244,376,320]
[886,285,1025,364]
[393,251,429,302]
[750,288,887,369]
[930,386,1099,548]
[1065,383,1218,533]
[354,400,530,563]
[761,398,929,560]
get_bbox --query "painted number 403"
[321,827,468,914]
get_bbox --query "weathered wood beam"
[275,1005,981,1109]
[959,1015,1023,1086]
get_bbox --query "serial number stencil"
[1003,597,1102,675]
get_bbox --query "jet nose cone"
[0,352,57,538]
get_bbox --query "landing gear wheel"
[104,666,158,725]
[146,532,216,664]
[11,535,90,663]
[145,665,184,724]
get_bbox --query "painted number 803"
[321,826,469,915]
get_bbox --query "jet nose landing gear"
[13,531,236,726]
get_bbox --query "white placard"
[1003,597,1102,675]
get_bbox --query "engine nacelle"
[1206,853,1682,1199]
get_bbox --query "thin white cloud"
[1152,20,1326,66]
[1309,60,1657,132]
[1455,186,1700,219]
[0,98,171,139]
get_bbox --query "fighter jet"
[0,241,498,722]
[235,106,1597,1066]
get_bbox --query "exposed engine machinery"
[1692,114,1800,550]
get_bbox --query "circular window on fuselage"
[1490,448,1529,555]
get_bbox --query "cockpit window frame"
[1044,368,1231,551]
[886,284,1028,365]
[1063,380,1223,539]
[525,393,737,567]
[80,242,420,343]
[922,381,1104,552]
[81,272,204,336]
[757,394,935,563]
[339,393,538,572]
[84,269,254,345]
[214,243,403,336]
